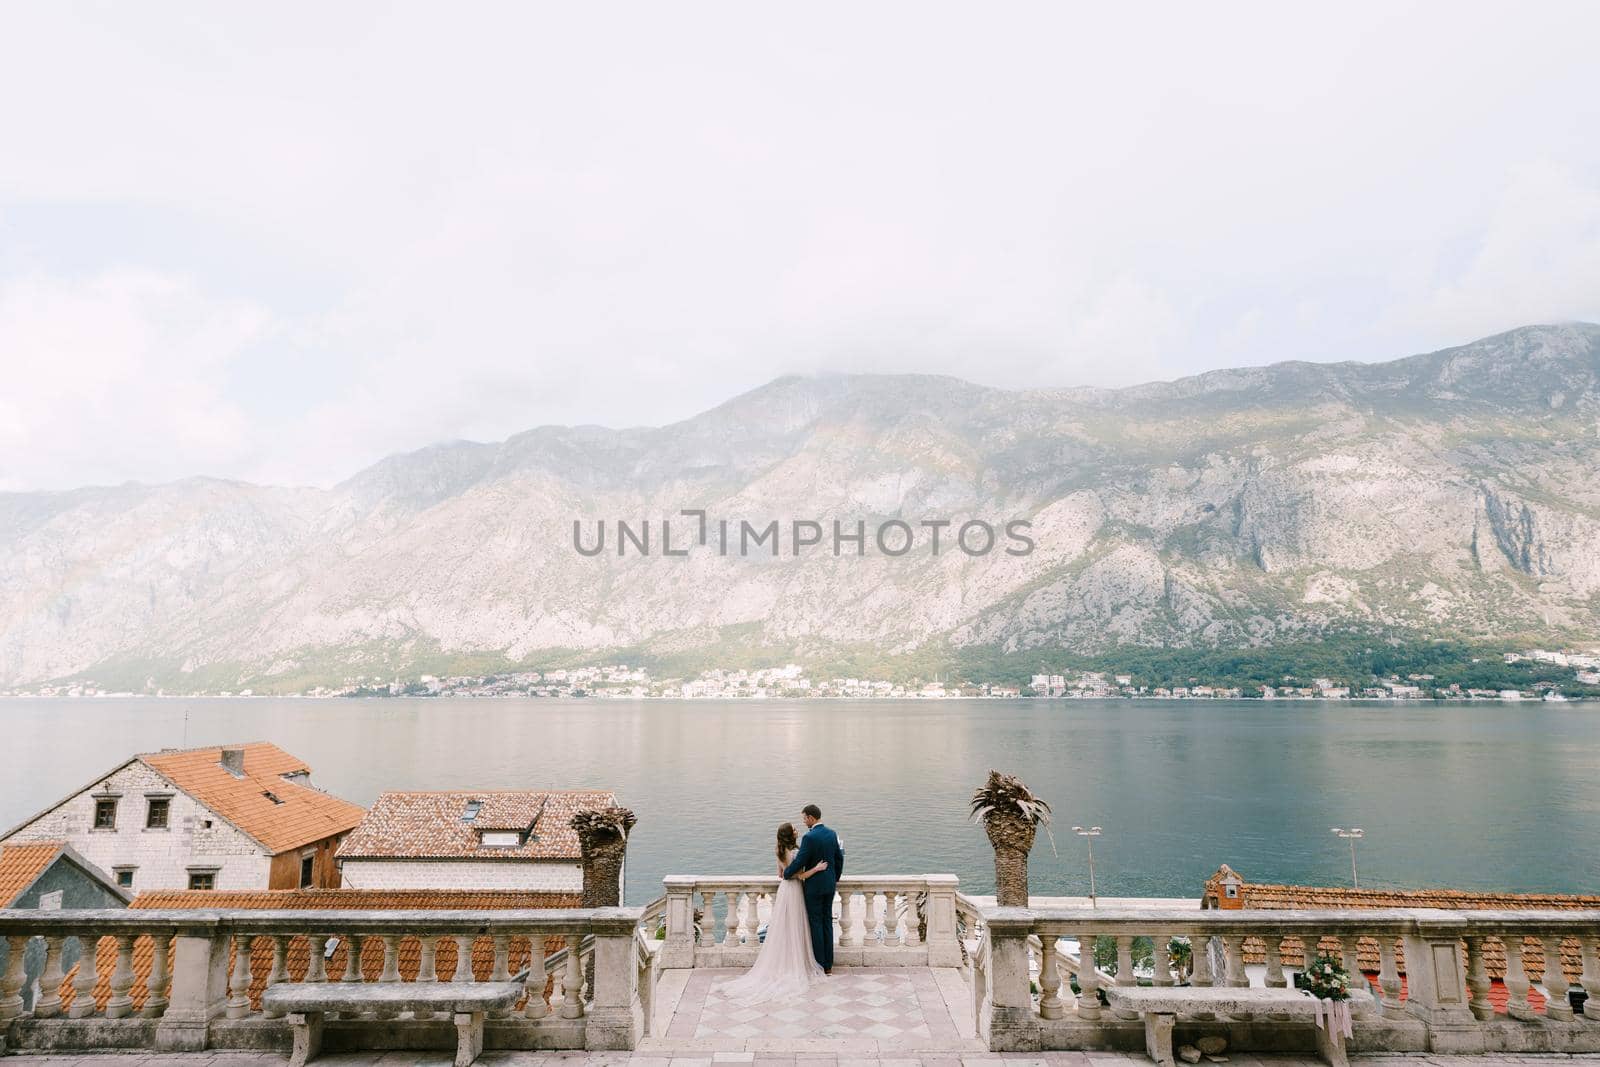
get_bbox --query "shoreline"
[1,693,1593,703]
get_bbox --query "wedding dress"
[718,848,824,1004]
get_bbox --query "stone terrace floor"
[5,968,1600,1066]
[5,1053,1600,1066]
[648,966,980,1053]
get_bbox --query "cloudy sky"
[2,2,1599,491]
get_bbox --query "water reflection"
[3,698,1596,903]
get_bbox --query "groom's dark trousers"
[783,822,845,971]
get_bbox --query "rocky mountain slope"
[4,324,1599,692]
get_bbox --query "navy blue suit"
[783,823,844,971]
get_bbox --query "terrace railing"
[656,873,963,969]
[978,905,1600,1056]
[0,906,644,1055]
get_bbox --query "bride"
[719,821,829,1004]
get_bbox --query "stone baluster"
[876,890,894,946]
[35,936,66,1018]
[226,934,253,1019]
[69,933,100,1018]
[1109,935,1138,1019]
[560,934,584,1018]
[1542,935,1574,1021]
[489,935,512,1019]
[260,936,289,1020]
[1149,930,1174,986]
[343,934,365,984]
[861,890,880,945]
[304,935,328,983]
[453,935,475,983]
[904,894,923,948]
[840,889,858,947]
[1503,936,1535,1021]
[1075,933,1102,1020]
[1037,939,1064,1019]
[1221,935,1248,988]
[743,893,760,945]
[371,935,402,1020]
[1263,935,1287,987]
[1337,934,1373,1015]
[105,935,137,1019]
[1190,934,1213,987]
[1463,936,1493,1020]
[1377,936,1405,1018]
[524,938,549,1020]
[0,935,28,1022]
[722,894,741,947]
[142,934,172,1019]
[1580,935,1600,1024]
[700,891,718,945]
[1188,934,1217,1021]
[415,935,439,1020]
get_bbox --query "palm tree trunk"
[986,812,1037,906]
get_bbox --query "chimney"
[220,748,246,777]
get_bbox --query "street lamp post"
[1330,827,1364,888]
[1072,825,1102,906]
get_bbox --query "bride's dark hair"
[775,821,799,860]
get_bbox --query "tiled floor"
[5,1053,1600,1065]
[648,966,978,1054]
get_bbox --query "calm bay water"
[4,697,1597,904]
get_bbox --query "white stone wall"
[338,858,585,892]
[2,760,272,892]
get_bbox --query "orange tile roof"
[140,742,365,855]
[61,888,581,1015]
[336,790,616,861]
[0,841,66,906]
[129,888,582,910]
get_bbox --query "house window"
[462,799,483,822]
[479,830,522,848]
[187,870,217,891]
[114,867,136,889]
[93,797,119,829]
[1224,884,1239,899]
[300,852,316,888]
[145,796,171,829]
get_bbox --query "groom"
[783,803,844,974]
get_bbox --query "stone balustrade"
[656,874,962,970]
[7,888,1599,1061]
[0,906,644,1056]
[979,905,1600,1057]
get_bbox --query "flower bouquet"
[1302,953,1353,1038]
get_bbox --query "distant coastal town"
[13,646,1597,701]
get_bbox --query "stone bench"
[1103,986,1348,1067]
[261,972,530,1067]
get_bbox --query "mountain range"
[4,323,1600,693]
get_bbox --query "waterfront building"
[335,789,618,893]
[0,743,364,894]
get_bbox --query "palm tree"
[571,806,637,908]
[571,806,637,999]
[969,770,1051,906]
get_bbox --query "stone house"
[0,742,365,893]
[336,789,618,893]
